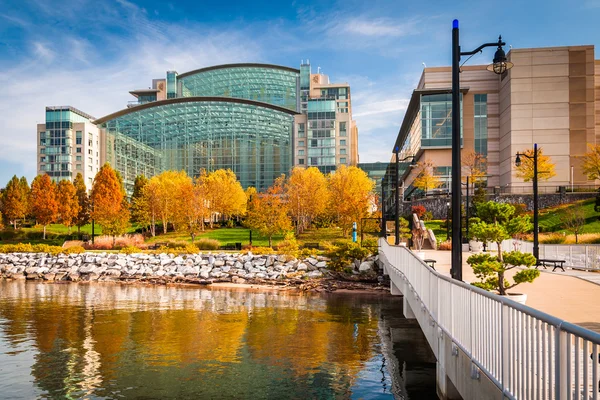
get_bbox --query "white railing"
[501,240,600,271]
[379,238,600,400]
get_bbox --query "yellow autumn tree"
[245,176,292,247]
[139,177,162,237]
[515,147,556,182]
[73,173,90,234]
[30,174,58,239]
[91,163,130,246]
[173,175,208,242]
[285,167,329,233]
[56,180,80,233]
[581,144,600,180]
[412,160,442,195]
[200,169,246,227]
[2,175,28,229]
[461,149,487,184]
[327,165,375,236]
[152,170,189,234]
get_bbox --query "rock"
[277,255,287,263]
[297,263,308,271]
[79,265,96,274]
[244,262,253,271]
[316,261,327,269]
[255,272,267,279]
[307,263,318,271]
[306,257,318,266]
[232,276,246,284]
[359,261,375,272]
[24,266,39,276]
[208,256,215,265]
[221,265,231,273]
[200,270,210,279]
[115,259,127,268]
[308,270,323,278]
[214,259,225,267]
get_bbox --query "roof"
[129,89,160,98]
[45,106,96,121]
[93,96,300,125]
[177,63,300,79]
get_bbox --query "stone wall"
[403,192,595,220]
[0,252,330,283]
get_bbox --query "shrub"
[0,243,33,253]
[64,246,85,254]
[246,246,275,255]
[512,203,528,217]
[361,237,379,255]
[120,245,142,254]
[277,232,299,258]
[540,233,566,244]
[298,247,319,259]
[185,244,200,254]
[412,205,426,219]
[438,240,452,251]
[325,241,371,272]
[467,251,539,295]
[423,211,433,221]
[195,238,220,250]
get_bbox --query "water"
[0,281,437,399]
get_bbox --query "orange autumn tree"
[2,175,28,229]
[73,173,90,234]
[56,180,80,233]
[461,149,487,185]
[91,163,130,246]
[245,176,292,247]
[285,167,329,234]
[30,174,58,239]
[327,165,375,236]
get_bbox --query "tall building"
[37,62,359,193]
[388,45,600,199]
[37,106,101,190]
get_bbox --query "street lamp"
[394,147,416,245]
[515,143,539,261]
[446,201,451,240]
[451,20,513,281]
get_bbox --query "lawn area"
[0,223,140,246]
[425,220,448,240]
[144,227,284,248]
[538,198,600,234]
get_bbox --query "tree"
[412,160,442,195]
[91,163,130,246]
[470,221,510,261]
[475,202,515,225]
[581,144,600,180]
[327,165,375,236]
[285,167,329,233]
[130,175,149,228]
[173,175,207,242]
[560,207,586,244]
[2,176,28,229]
[19,177,30,224]
[515,147,556,182]
[461,149,487,184]
[73,173,90,234]
[245,176,292,247]
[200,169,247,227]
[0,211,4,230]
[30,174,58,239]
[506,215,533,241]
[140,178,162,237]
[467,251,539,296]
[56,180,80,233]
[152,170,189,233]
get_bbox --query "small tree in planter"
[467,251,539,296]
[470,221,509,260]
[398,217,411,244]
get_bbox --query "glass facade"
[178,66,299,111]
[474,94,488,156]
[98,99,294,193]
[420,93,462,147]
[166,71,177,99]
[307,99,336,172]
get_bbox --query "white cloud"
[32,42,55,61]
[340,18,418,38]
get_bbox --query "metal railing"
[502,240,600,271]
[379,238,600,399]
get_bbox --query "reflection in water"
[0,282,437,399]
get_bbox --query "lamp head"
[515,153,522,167]
[487,36,514,75]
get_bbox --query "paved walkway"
[421,249,600,333]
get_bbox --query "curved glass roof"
[177,64,299,111]
[96,97,295,192]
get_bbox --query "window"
[88,165,93,171]
[40,138,46,145]
[474,94,488,157]
[76,131,82,145]
[298,140,304,147]
[340,158,347,164]
[76,156,82,161]
[340,148,347,155]
[340,140,346,146]
[88,149,92,155]
[421,93,463,147]
[88,178,92,185]
[88,157,92,164]
[76,147,82,153]
[339,122,347,137]
[88,139,93,147]
[298,158,305,165]
[76,164,82,170]
[298,149,305,156]
[40,156,46,163]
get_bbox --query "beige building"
[394,45,600,196]
[37,106,101,191]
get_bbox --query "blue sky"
[1,0,600,185]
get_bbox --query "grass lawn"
[425,220,448,240]
[537,198,600,234]
[144,227,284,248]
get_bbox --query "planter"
[469,240,482,252]
[501,293,527,305]
[461,243,470,252]
[415,251,425,259]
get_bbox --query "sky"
[1,0,600,185]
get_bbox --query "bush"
[195,238,220,250]
[0,243,66,255]
[0,230,20,240]
[298,247,319,259]
[277,232,299,258]
[64,246,85,254]
[540,233,566,244]
[120,245,143,254]
[325,241,371,272]
[438,240,452,251]
[512,203,528,217]
[246,246,275,255]
[412,205,426,218]
[423,211,433,221]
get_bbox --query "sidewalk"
[421,249,600,333]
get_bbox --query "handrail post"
[556,327,568,399]
[501,303,509,396]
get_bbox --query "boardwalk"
[421,249,600,333]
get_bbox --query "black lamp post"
[446,201,451,241]
[451,19,513,281]
[381,176,386,238]
[394,149,416,245]
[516,143,539,261]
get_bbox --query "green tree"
[475,201,515,224]
[467,251,539,295]
[470,221,510,261]
[30,174,58,239]
[506,215,533,241]
[2,176,28,229]
[73,173,90,234]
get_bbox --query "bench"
[423,259,436,270]
[220,243,242,250]
[537,259,566,272]
[303,242,320,250]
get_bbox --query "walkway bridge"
[378,238,600,400]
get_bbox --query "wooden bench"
[537,259,566,272]
[423,259,436,270]
[303,242,320,250]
